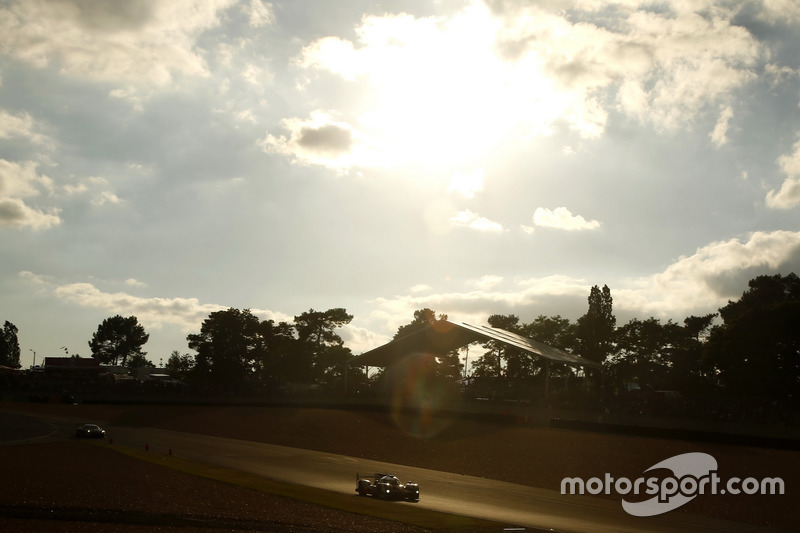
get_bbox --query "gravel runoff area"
[2,402,799,531]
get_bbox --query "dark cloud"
[0,198,27,224]
[48,0,156,31]
[703,246,800,302]
[296,123,353,154]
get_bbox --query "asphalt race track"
[2,410,786,533]
[103,424,774,533]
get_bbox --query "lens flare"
[385,352,459,439]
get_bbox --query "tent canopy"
[350,320,601,369]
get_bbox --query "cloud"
[365,230,800,340]
[710,105,734,148]
[410,284,432,293]
[367,274,592,337]
[286,1,763,176]
[532,207,600,231]
[91,191,122,206]
[243,0,275,28]
[52,282,225,331]
[340,323,388,354]
[41,278,285,334]
[0,0,237,84]
[0,159,60,229]
[447,169,484,199]
[469,275,504,290]
[19,271,54,285]
[0,197,61,230]
[616,230,800,317]
[0,110,46,144]
[492,2,762,132]
[260,111,382,172]
[450,209,505,233]
[109,87,144,111]
[0,159,53,197]
[766,138,800,209]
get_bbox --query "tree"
[478,314,534,378]
[187,308,262,391]
[0,321,21,369]
[126,353,154,369]
[294,308,353,385]
[704,273,800,405]
[520,314,580,387]
[89,315,149,366]
[166,350,195,379]
[521,315,577,353]
[576,285,616,364]
[394,308,441,339]
[606,317,675,391]
[666,314,716,393]
[254,320,298,386]
[392,308,463,380]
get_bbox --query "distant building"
[43,357,100,378]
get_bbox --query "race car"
[75,423,106,439]
[356,472,420,501]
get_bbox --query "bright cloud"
[469,275,504,291]
[532,207,600,231]
[0,110,46,144]
[616,230,800,316]
[0,0,237,84]
[368,230,800,335]
[287,1,762,174]
[0,159,60,229]
[710,105,734,148]
[243,0,275,28]
[450,209,505,233]
[45,278,285,334]
[766,138,800,209]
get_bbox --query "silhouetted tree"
[704,273,800,406]
[0,321,21,369]
[255,319,299,386]
[576,285,616,364]
[394,308,441,338]
[294,308,353,385]
[666,314,716,393]
[521,314,579,385]
[89,315,149,366]
[166,350,195,379]
[495,314,534,378]
[187,308,261,391]
[126,353,154,369]
[521,315,577,353]
[606,317,675,391]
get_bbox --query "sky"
[2,0,800,369]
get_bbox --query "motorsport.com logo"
[560,452,784,516]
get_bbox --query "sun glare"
[343,4,573,170]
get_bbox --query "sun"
[306,4,575,172]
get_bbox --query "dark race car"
[356,472,420,501]
[75,424,106,439]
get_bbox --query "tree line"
[2,272,798,414]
